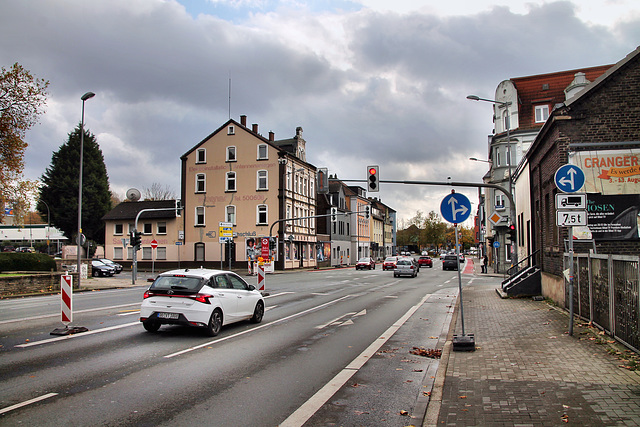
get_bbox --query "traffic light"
[367,165,379,192]
[507,224,516,241]
[269,237,276,251]
[130,230,141,250]
[330,207,338,223]
[365,206,370,219]
[175,199,182,217]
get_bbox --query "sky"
[1,0,639,228]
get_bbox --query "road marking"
[164,295,353,359]
[117,310,140,316]
[14,322,140,348]
[0,303,140,325]
[315,312,356,329]
[264,291,294,298]
[280,293,434,427]
[0,393,58,415]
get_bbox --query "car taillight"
[194,294,213,304]
[143,290,154,299]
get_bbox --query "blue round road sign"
[493,241,500,248]
[440,193,471,224]
[554,164,585,193]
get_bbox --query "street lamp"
[40,200,51,255]
[467,94,517,269]
[469,157,491,164]
[77,91,95,289]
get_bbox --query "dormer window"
[535,105,549,123]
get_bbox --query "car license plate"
[157,312,179,319]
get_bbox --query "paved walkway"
[427,261,640,426]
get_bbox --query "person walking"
[482,254,488,273]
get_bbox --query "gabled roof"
[102,200,177,221]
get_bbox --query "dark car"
[356,257,376,270]
[98,258,123,274]
[91,259,115,277]
[418,256,433,268]
[442,255,459,271]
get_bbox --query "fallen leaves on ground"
[409,347,442,358]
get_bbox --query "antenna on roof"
[228,72,231,119]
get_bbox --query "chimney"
[269,131,275,141]
[240,115,247,127]
[252,124,258,134]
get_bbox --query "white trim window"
[157,222,167,235]
[196,148,206,164]
[495,194,505,210]
[228,125,235,135]
[157,247,167,260]
[257,170,268,190]
[226,171,236,192]
[257,144,268,160]
[195,173,206,193]
[114,223,123,235]
[226,146,236,162]
[257,204,268,225]
[195,206,205,226]
[226,205,236,224]
[114,247,123,260]
[535,105,549,123]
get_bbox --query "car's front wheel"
[251,301,264,323]
[92,269,99,277]
[206,309,223,337]
[143,321,160,333]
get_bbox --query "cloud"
[1,0,638,225]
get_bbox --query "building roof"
[0,224,67,242]
[102,200,178,221]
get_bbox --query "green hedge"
[0,253,57,273]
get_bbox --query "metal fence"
[564,252,640,353]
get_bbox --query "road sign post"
[440,191,474,351]
[151,239,158,276]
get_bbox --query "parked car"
[394,258,418,278]
[139,268,265,336]
[459,254,466,264]
[356,257,376,270]
[421,251,428,256]
[383,256,398,271]
[91,259,116,277]
[98,258,123,274]
[418,256,433,268]
[442,254,459,271]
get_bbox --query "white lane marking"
[0,303,140,325]
[0,392,58,415]
[264,291,294,298]
[14,322,140,348]
[311,292,329,296]
[280,293,434,427]
[315,312,356,329]
[164,295,353,359]
[117,311,140,316]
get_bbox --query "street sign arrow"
[440,193,472,224]
[555,164,585,193]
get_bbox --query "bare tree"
[143,183,176,201]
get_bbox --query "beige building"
[180,116,316,270]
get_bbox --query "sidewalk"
[426,261,640,426]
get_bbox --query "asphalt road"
[0,261,463,426]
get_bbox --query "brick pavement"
[430,267,640,426]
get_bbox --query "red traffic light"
[509,224,515,231]
[368,167,377,175]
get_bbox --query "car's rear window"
[397,260,411,265]
[151,276,204,292]
[445,255,457,260]
[384,257,396,261]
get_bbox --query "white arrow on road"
[448,196,468,222]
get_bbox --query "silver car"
[394,258,418,278]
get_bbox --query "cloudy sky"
[1,0,639,227]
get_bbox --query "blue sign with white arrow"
[440,193,471,224]
[554,164,585,193]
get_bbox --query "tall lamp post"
[40,200,51,255]
[467,94,518,269]
[77,91,95,289]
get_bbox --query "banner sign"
[570,149,640,194]
[576,194,640,240]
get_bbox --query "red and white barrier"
[61,274,73,324]
[257,263,265,292]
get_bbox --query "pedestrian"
[482,254,488,273]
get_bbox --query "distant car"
[394,258,418,278]
[139,268,265,336]
[356,257,376,270]
[91,259,115,277]
[421,251,428,256]
[442,255,459,271]
[98,258,123,274]
[383,256,398,271]
[418,256,433,268]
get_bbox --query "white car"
[139,268,265,336]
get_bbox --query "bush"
[0,252,57,273]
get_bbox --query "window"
[495,194,505,209]
[114,247,123,260]
[195,242,205,262]
[142,247,152,260]
[228,125,235,135]
[157,247,166,260]
[535,105,549,123]
[257,204,268,225]
[257,170,268,190]
[495,149,502,167]
[195,173,206,193]
[195,206,205,226]
[157,222,167,235]
[114,223,123,235]
[257,144,268,160]
[286,167,292,190]
[196,148,206,163]
[227,146,236,162]
[226,171,236,192]
[226,205,236,224]
[143,223,152,234]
